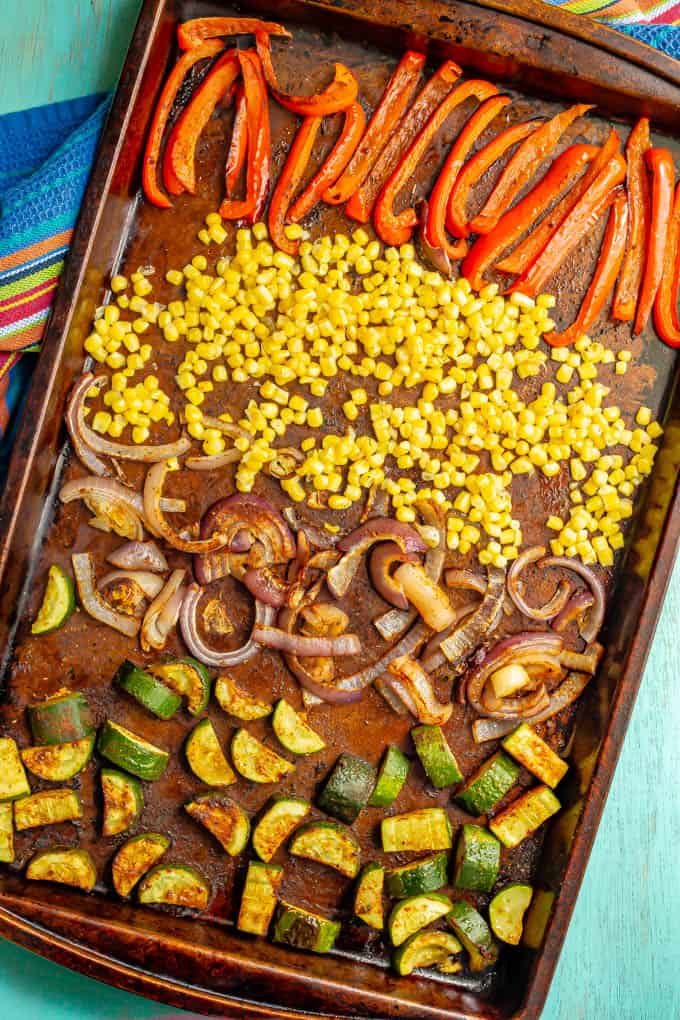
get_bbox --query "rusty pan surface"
[0,1,678,1018]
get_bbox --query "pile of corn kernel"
[81,219,663,569]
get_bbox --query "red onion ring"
[179,582,275,667]
[538,556,605,642]
[464,631,565,719]
[559,643,604,674]
[185,449,242,471]
[444,569,487,596]
[374,677,411,715]
[71,553,140,637]
[242,567,289,608]
[196,494,295,584]
[439,565,506,668]
[65,375,111,476]
[551,589,596,635]
[420,601,480,672]
[60,476,148,540]
[507,545,572,621]
[252,625,361,657]
[329,518,426,599]
[472,668,594,742]
[106,540,168,573]
[369,542,418,609]
[144,461,230,553]
[98,570,165,600]
[384,653,453,725]
[141,569,186,652]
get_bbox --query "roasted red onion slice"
[195,494,295,584]
[374,677,411,715]
[242,567,289,608]
[439,565,506,668]
[444,568,488,596]
[282,507,338,549]
[106,540,168,573]
[539,556,605,642]
[60,476,147,540]
[252,625,361,657]
[464,631,565,719]
[144,461,230,553]
[98,570,165,600]
[420,601,480,672]
[374,503,445,638]
[551,589,595,634]
[559,643,604,674]
[369,542,418,609]
[141,569,186,652]
[384,654,453,725]
[71,553,140,637]
[394,562,457,631]
[329,518,426,599]
[472,669,594,742]
[507,545,572,621]
[185,449,242,471]
[66,374,111,476]
[179,583,275,667]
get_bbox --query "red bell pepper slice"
[256,31,357,116]
[462,144,597,292]
[287,102,366,223]
[496,128,621,276]
[269,116,322,255]
[613,118,651,322]
[653,179,680,348]
[178,17,290,50]
[425,94,511,259]
[225,85,247,197]
[373,80,498,247]
[219,50,271,224]
[470,103,594,235]
[634,147,675,336]
[324,50,426,206]
[142,40,224,208]
[507,151,627,299]
[545,188,628,347]
[445,118,541,239]
[343,61,462,223]
[163,49,240,196]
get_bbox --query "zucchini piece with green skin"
[273,901,340,953]
[354,863,384,929]
[148,657,211,715]
[522,888,555,949]
[0,803,14,863]
[28,691,94,746]
[185,719,236,786]
[185,794,250,855]
[114,661,182,720]
[137,863,210,909]
[272,699,325,755]
[26,847,96,891]
[385,852,449,899]
[446,901,499,972]
[214,674,272,720]
[31,564,76,635]
[455,751,520,816]
[452,824,500,893]
[388,892,453,946]
[112,833,171,897]
[381,808,452,852]
[0,737,30,801]
[231,729,294,784]
[14,788,82,830]
[489,883,533,945]
[98,720,169,781]
[411,725,462,788]
[368,745,410,807]
[101,769,144,837]
[502,724,568,789]
[237,861,283,935]
[317,753,376,824]
[393,930,462,976]
[289,820,360,878]
[489,785,561,849]
[21,735,94,782]
[252,796,310,862]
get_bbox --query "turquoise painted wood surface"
[1,4,678,1017]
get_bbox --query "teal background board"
[0,3,678,1017]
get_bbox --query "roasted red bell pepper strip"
[256,30,357,116]
[470,103,594,235]
[178,17,290,50]
[545,188,628,347]
[225,85,247,197]
[613,118,651,322]
[653,179,680,348]
[462,144,597,291]
[425,94,510,259]
[374,80,498,247]
[508,152,627,299]
[269,116,322,255]
[634,147,674,336]
[324,50,426,205]
[287,102,366,222]
[445,118,541,239]
[219,50,270,224]
[142,40,224,207]
[496,128,621,276]
[344,60,462,223]
[163,49,240,195]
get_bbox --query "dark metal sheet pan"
[0,1,678,1018]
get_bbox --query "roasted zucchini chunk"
[14,788,82,830]
[112,832,171,897]
[0,737,30,801]
[185,718,236,786]
[21,735,94,782]
[137,864,210,910]
[237,861,283,935]
[185,793,250,855]
[26,847,96,891]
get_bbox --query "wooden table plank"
[1,4,678,1018]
